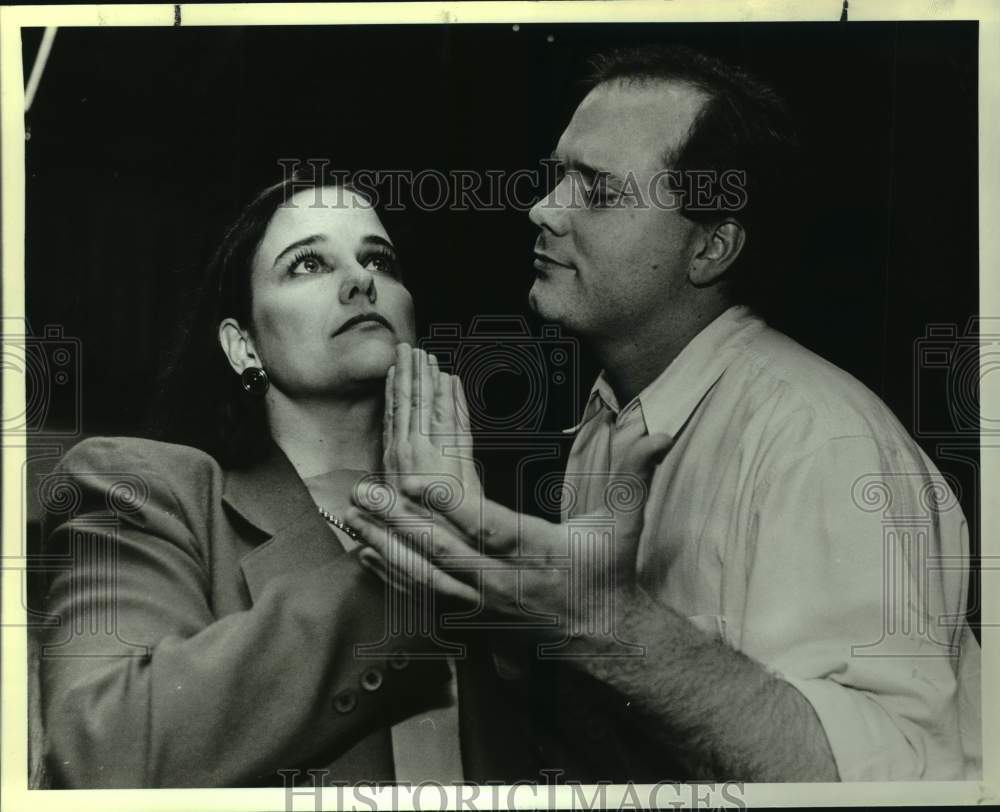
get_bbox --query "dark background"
[21,22,981,629]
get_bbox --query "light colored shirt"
[563,305,981,781]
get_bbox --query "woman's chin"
[336,340,398,379]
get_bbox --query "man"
[350,45,981,782]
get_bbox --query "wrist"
[559,580,647,663]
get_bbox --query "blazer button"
[333,690,357,714]
[389,654,409,671]
[361,668,384,692]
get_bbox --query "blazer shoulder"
[57,437,223,500]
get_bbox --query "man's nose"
[339,264,377,305]
[528,178,572,236]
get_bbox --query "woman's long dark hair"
[147,173,330,468]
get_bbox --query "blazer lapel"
[222,442,347,602]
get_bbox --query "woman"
[36,175,533,788]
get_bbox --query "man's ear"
[689,219,745,287]
[218,318,261,375]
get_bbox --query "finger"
[428,352,441,388]
[359,546,387,573]
[358,547,395,586]
[452,376,479,491]
[440,495,524,558]
[348,509,480,604]
[394,343,412,446]
[348,495,477,561]
[441,372,458,437]
[382,365,396,470]
[411,347,434,441]
[454,374,473,440]
[358,535,417,596]
[430,362,452,443]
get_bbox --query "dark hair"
[147,173,352,467]
[584,44,802,310]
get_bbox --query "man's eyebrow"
[549,151,624,184]
[272,234,326,267]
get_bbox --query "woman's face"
[242,187,416,398]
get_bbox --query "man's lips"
[332,313,393,336]
[533,250,575,272]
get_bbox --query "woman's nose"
[339,265,377,305]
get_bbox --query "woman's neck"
[265,390,383,479]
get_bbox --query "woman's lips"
[332,313,393,336]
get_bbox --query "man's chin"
[528,281,565,325]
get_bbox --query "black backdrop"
[22,22,980,628]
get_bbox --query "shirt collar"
[564,305,765,437]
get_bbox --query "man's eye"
[589,189,619,207]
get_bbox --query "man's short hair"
[584,44,802,309]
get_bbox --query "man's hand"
[350,414,672,638]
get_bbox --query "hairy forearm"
[568,586,840,782]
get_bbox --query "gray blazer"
[37,437,535,787]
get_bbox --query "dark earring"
[240,366,269,396]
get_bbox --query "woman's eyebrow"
[271,234,326,268]
[360,235,396,252]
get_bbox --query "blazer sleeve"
[38,438,452,788]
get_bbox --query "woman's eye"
[290,255,326,275]
[365,254,399,275]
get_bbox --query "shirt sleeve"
[739,434,977,781]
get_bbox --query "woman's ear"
[218,318,260,375]
[689,219,746,287]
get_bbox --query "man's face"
[528,80,709,340]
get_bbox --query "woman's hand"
[370,343,484,537]
[356,343,484,600]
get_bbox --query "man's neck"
[595,301,730,405]
[265,391,383,478]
